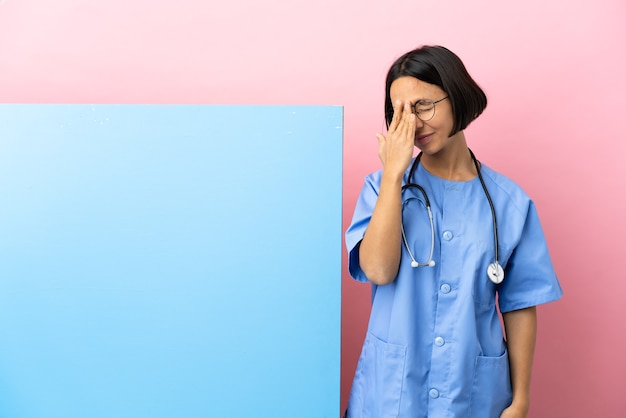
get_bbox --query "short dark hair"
[384,45,487,136]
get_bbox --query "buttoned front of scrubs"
[345,161,563,418]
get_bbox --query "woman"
[345,45,563,418]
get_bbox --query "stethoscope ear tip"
[410,260,436,268]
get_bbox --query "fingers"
[389,100,415,136]
[397,101,416,139]
[378,101,415,146]
[376,101,416,170]
[387,100,404,132]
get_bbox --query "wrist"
[509,397,530,415]
[380,169,405,187]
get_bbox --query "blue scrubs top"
[345,161,563,418]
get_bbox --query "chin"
[415,143,440,155]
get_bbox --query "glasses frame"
[412,96,449,122]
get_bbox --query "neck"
[419,134,477,181]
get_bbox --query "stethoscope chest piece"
[487,262,505,284]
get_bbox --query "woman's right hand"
[358,100,416,285]
[376,100,416,179]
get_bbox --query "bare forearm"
[359,173,403,285]
[502,306,537,417]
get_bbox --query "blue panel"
[0,105,343,418]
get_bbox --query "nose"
[413,114,425,130]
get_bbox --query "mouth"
[415,133,433,145]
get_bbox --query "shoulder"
[363,158,415,190]
[479,164,532,216]
[363,168,383,189]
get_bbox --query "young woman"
[344,45,563,418]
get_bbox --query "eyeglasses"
[412,96,449,121]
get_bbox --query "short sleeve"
[345,174,380,283]
[498,201,563,313]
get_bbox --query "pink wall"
[2,0,625,416]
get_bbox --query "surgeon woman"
[344,45,563,418]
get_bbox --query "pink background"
[1,0,625,416]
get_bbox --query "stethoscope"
[400,149,505,284]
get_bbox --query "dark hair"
[384,45,487,136]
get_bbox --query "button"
[440,283,451,294]
[435,337,445,347]
[443,231,453,240]
[429,389,439,399]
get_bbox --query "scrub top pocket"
[348,332,407,418]
[468,348,512,418]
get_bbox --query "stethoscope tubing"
[468,149,499,268]
[401,149,504,283]
[400,185,435,268]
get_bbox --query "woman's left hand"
[500,404,528,418]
